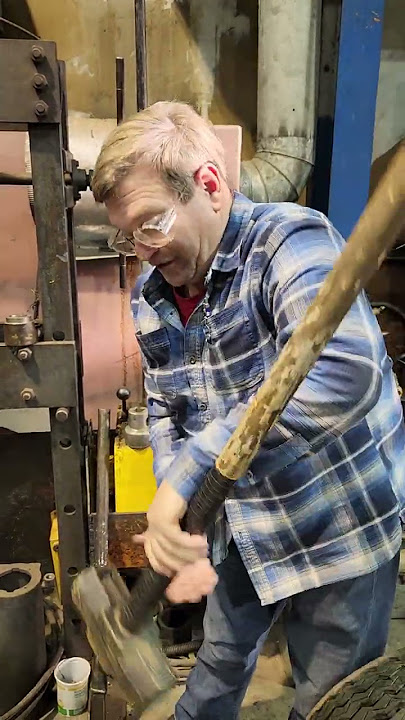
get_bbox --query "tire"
[307,650,405,720]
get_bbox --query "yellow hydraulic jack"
[50,390,157,589]
[114,397,157,513]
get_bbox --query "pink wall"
[0,131,141,425]
[0,126,241,426]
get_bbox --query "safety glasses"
[108,206,177,255]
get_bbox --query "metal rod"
[115,57,127,289]
[0,171,31,185]
[0,171,72,186]
[115,57,125,125]
[88,657,107,720]
[119,254,127,289]
[59,60,86,429]
[134,0,148,110]
[95,409,110,568]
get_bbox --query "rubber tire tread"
[307,650,405,720]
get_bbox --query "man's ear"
[194,163,221,209]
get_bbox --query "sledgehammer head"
[72,566,176,713]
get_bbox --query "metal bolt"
[21,387,36,402]
[35,101,48,117]
[17,348,33,362]
[42,572,55,594]
[55,407,70,423]
[32,73,48,90]
[31,45,45,62]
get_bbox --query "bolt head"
[21,387,35,402]
[33,73,48,90]
[17,348,32,362]
[35,100,48,117]
[31,45,45,62]
[55,407,70,423]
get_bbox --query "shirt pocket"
[204,300,264,394]
[136,327,177,397]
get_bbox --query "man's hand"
[165,558,218,603]
[134,480,208,576]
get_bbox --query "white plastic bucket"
[54,657,91,716]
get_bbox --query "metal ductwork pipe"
[241,0,321,203]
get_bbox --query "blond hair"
[92,101,227,203]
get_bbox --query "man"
[92,101,405,720]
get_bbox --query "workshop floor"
[139,583,405,720]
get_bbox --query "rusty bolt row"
[31,46,48,118]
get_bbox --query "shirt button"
[200,402,208,411]
[189,356,197,364]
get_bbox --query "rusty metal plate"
[89,513,148,569]
[0,341,78,408]
[0,40,61,125]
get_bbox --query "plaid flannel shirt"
[131,192,405,606]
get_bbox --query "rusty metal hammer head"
[72,565,175,714]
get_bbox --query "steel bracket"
[0,40,61,125]
[0,341,78,409]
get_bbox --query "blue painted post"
[328,0,385,238]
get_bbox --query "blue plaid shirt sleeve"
[163,218,384,501]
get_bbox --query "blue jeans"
[175,541,399,720]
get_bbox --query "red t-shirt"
[173,288,204,325]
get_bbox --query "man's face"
[105,165,225,291]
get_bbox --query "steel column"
[328,0,385,237]
[307,0,342,215]
[29,122,88,656]
[0,39,89,656]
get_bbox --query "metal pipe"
[134,0,148,110]
[88,657,107,720]
[240,0,321,202]
[0,171,71,186]
[95,409,110,569]
[115,57,127,288]
[0,564,47,715]
[0,171,31,185]
[115,57,125,125]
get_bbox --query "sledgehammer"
[72,144,405,714]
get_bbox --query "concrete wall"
[373,0,405,161]
[22,0,404,164]
[26,0,258,159]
